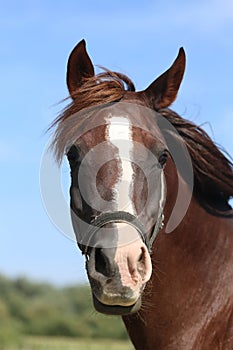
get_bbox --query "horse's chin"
[92,294,142,315]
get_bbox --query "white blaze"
[104,116,152,291]
[106,116,135,214]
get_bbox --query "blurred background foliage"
[0,274,128,348]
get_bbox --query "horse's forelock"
[49,69,135,163]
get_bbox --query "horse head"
[53,40,186,315]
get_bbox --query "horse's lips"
[92,293,142,315]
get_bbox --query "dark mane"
[51,69,233,216]
[160,109,233,215]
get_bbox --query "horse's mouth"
[92,293,142,315]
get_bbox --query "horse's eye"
[158,152,168,167]
[66,145,80,163]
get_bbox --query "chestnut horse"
[51,40,233,349]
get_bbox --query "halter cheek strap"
[148,171,165,251]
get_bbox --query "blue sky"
[1,0,233,285]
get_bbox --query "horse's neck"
[123,197,233,350]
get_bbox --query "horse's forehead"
[80,105,163,150]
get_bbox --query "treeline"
[0,273,128,346]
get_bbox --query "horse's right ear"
[66,40,95,99]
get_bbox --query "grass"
[1,336,134,350]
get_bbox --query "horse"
[50,40,233,349]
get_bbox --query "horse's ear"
[143,48,186,109]
[66,39,95,99]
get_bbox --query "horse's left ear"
[66,39,95,99]
[142,48,186,109]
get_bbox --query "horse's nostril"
[95,248,106,275]
[138,250,144,262]
[95,248,116,277]
[137,246,147,265]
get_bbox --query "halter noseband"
[82,208,164,254]
[81,171,165,255]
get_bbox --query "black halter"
[82,209,164,254]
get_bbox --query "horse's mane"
[160,109,233,216]
[51,69,233,216]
